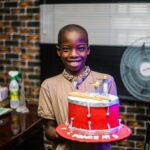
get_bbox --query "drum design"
[67,94,120,135]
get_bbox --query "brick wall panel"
[0,34,10,40]
[136,128,147,135]
[135,142,144,149]
[11,8,25,14]
[4,15,18,20]
[27,8,39,13]
[4,2,18,8]
[0,8,10,13]
[5,27,18,33]
[20,28,34,34]
[0,0,40,101]
[21,54,34,60]
[20,15,34,20]
[20,2,33,7]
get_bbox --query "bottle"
[9,71,20,109]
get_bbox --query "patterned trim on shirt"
[62,66,91,89]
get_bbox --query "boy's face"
[57,31,90,75]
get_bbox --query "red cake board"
[56,124,132,143]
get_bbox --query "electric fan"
[120,37,150,102]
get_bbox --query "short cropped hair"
[58,24,89,45]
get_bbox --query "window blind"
[40,3,150,46]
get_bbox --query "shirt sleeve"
[108,75,117,96]
[38,82,55,120]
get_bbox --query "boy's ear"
[56,45,61,56]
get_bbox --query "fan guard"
[120,37,150,102]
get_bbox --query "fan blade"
[125,65,135,73]
[140,82,149,94]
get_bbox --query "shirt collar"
[62,66,91,89]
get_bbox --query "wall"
[0,0,150,150]
[0,0,40,103]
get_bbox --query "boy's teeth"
[70,62,79,65]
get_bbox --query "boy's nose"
[69,48,78,56]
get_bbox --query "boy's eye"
[60,46,87,52]
[76,47,86,52]
[61,47,71,52]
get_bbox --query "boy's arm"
[44,119,59,140]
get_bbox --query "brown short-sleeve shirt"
[38,70,117,150]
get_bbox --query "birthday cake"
[67,92,120,134]
[56,92,132,143]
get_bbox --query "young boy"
[38,24,117,150]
